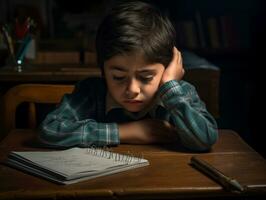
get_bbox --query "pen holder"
[2,17,38,72]
[6,34,36,72]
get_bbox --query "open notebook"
[6,147,149,185]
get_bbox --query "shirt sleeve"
[38,93,120,148]
[158,80,218,151]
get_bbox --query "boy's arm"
[39,95,120,148]
[155,47,218,151]
[118,80,218,151]
[158,80,218,151]
[39,94,174,147]
[119,47,218,148]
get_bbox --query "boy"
[39,1,218,151]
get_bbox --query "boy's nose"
[126,78,140,99]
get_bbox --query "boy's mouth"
[124,100,143,104]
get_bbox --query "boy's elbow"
[208,127,219,145]
[195,127,219,151]
[181,127,219,152]
[38,124,56,146]
[38,122,65,147]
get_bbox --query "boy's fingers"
[169,46,178,67]
[173,47,184,80]
[175,47,182,65]
[169,47,182,67]
[161,46,184,84]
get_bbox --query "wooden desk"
[0,65,101,82]
[0,129,265,199]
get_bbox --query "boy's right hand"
[119,119,179,144]
[160,47,185,86]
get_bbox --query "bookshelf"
[1,0,261,55]
[155,0,261,55]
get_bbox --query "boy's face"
[104,53,165,112]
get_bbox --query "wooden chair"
[184,68,220,118]
[1,84,74,138]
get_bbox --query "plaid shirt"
[39,77,218,151]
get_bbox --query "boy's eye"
[139,76,154,83]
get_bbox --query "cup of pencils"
[1,17,37,72]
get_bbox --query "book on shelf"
[6,147,149,185]
[219,15,238,49]
[195,11,207,48]
[176,20,199,49]
[207,17,220,49]
[176,10,245,52]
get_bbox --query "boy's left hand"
[160,47,184,86]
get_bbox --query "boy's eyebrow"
[109,65,157,73]
[109,65,128,72]
[137,69,157,73]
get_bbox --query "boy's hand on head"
[160,47,184,86]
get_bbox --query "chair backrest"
[183,68,220,118]
[1,84,74,137]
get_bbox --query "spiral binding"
[86,146,144,164]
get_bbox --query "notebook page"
[11,147,129,177]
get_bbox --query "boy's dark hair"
[96,1,176,73]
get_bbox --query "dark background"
[0,0,265,156]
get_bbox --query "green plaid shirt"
[39,77,218,151]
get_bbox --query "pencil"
[2,26,15,60]
[190,156,245,192]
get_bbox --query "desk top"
[0,129,265,199]
[0,65,101,82]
